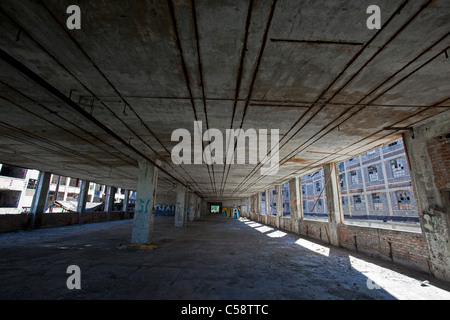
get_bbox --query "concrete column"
[131,160,159,244]
[63,178,68,201]
[76,180,90,223]
[276,185,282,228]
[195,196,201,220]
[254,194,258,219]
[30,171,51,229]
[265,189,270,224]
[257,193,261,215]
[175,185,187,227]
[105,186,115,219]
[123,189,130,215]
[323,163,343,247]
[187,192,195,222]
[289,177,301,234]
[403,113,450,281]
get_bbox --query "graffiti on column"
[133,197,151,229]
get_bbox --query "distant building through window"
[336,138,418,225]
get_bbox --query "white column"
[276,185,282,228]
[131,160,159,244]
[30,171,51,228]
[323,163,343,247]
[289,177,301,234]
[76,180,90,223]
[175,185,187,227]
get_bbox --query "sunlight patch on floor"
[295,238,330,257]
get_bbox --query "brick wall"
[340,224,429,273]
[242,212,430,274]
[427,134,450,190]
[0,211,132,233]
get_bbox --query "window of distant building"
[281,183,290,217]
[350,171,359,185]
[315,181,321,193]
[0,165,27,179]
[353,195,362,210]
[390,158,405,178]
[372,193,383,210]
[339,174,345,189]
[396,191,412,210]
[368,165,378,182]
[261,191,266,215]
[26,178,37,190]
[388,141,399,147]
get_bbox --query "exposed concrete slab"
[0,1,448,200]
[0,214,449,300]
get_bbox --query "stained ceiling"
[0,0,449,200]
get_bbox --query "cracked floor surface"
[0,214,449,300]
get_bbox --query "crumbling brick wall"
[427,133,450,190]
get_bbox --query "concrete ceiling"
[0,0,449,200]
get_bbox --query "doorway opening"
[209,202,222,214]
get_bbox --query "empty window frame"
[281,183,290,217]
[396,191,412,210]
[390,158,405,178]
[0,190,21,208]
[300,169,327,219]
[368,165,379,182]
[27,178,37,190]
[261,191,266,215]
[338,137,419,225]
[0,165,27,179]
[353,195,362,210]
[350,170,359,185]
[372,193,383,211]
[269,188,276,216]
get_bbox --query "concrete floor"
[0,214,449,300]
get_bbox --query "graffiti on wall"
[222,206,241,219]
[154,203,175,216]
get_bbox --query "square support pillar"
[30,171,51,229]
[77,180,90,223]
[195,196,201,220]
[323,163,343,247]
[105,186,116,220]
[131,160,159,244]
[265,189,270,224]
[188,192,195,222]
[276,185,282,228]
[175,185,187,227]
[289,177,302,234]
[257,193,262,219]
[403,114,450,282]
[123,190,130,215]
